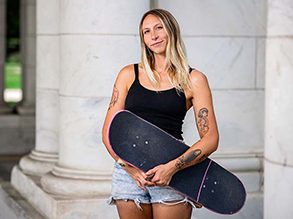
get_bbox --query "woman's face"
[141,14,168,55]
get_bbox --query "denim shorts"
[108,162,195,209]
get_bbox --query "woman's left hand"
[145,161,176,186]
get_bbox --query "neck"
[153,53,167,73]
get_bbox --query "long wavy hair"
[139,9,191,92]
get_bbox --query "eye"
[143,30,150,35]
[156,26,163,30]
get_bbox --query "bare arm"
[101,64,155,188]
[172,71,219,171]
[146,70,219,185]
[102,66,131,161]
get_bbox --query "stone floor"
[0,155,21,182]
[0,154,45,219]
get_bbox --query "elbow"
[102,130,108,147]
[102,134,106,146]
[212,132,219,153]
[206,129,219,154]
[101,125,109,147]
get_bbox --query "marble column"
[17,0,36,115]
[17,0,59,175]
[0,0,11,113]
[264,0,293,218]
[40,0,149,198]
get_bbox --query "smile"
[151,41,163,47]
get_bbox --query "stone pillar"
[264,0,293,218]
[11,1,149,218]
[0,0,11,113]
[40,0,149,197]
[18,0,36,115]
[17,0,59,175]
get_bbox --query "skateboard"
[108,110,246,215]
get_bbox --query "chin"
[151,47,166,55]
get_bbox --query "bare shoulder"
[189,69,208,86]
[115,64,135,89]
[117,64,135,79]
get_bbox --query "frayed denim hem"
[107,196,150,211]
[153,197,198,208]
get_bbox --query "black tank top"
[125,64,191,140]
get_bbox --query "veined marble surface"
[157,0,267,36]
[36,0,59,34]
[36,89,59,153]
[59,0,149,34]
[256,38,266,89]
[265,38,293,166]
[37,35,60,89]
[185,37,256,89]
[183,90,264,150]
[264,160,293,219]
[59,35,140,97]
[267,0,293,36]
[58,96,113,172]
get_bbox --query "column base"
[40,164,112,197]
[10,165,263,219]
[19,150,58,176]
[11,165,117,219]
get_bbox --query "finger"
[154,181,163,186]
[135,180,146,190]
[151,177,160,183]
[139,176,155,187]
[157,181,168,186]
[145,173,155,181]
[144,180,156,186]
[146,167,157,176]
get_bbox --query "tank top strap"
[189,66,193,73]
[134,63,139,79]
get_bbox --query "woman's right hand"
[123,164,155,189]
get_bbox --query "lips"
[151,41,163,47]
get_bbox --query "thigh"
[116,200,153,219]
[152,202,192,219]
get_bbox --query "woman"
[102,9,219,219]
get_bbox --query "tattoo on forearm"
[198,153,210,163]
[175,149,202,169]
[197,108,209,134]
[108,85,119,110]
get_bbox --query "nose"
[151,31,158,40]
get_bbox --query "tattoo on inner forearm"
[175,149,202,169]
[197,108,209,134]
[108,85,119,110]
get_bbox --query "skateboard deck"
[108,110,246,215]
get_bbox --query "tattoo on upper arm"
[175,149,202,170]
[197,108,209,134]
[108,85,119,110]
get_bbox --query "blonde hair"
[139,9,191,92]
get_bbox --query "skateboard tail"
[197,161,247,215]
[197,159,213,202]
